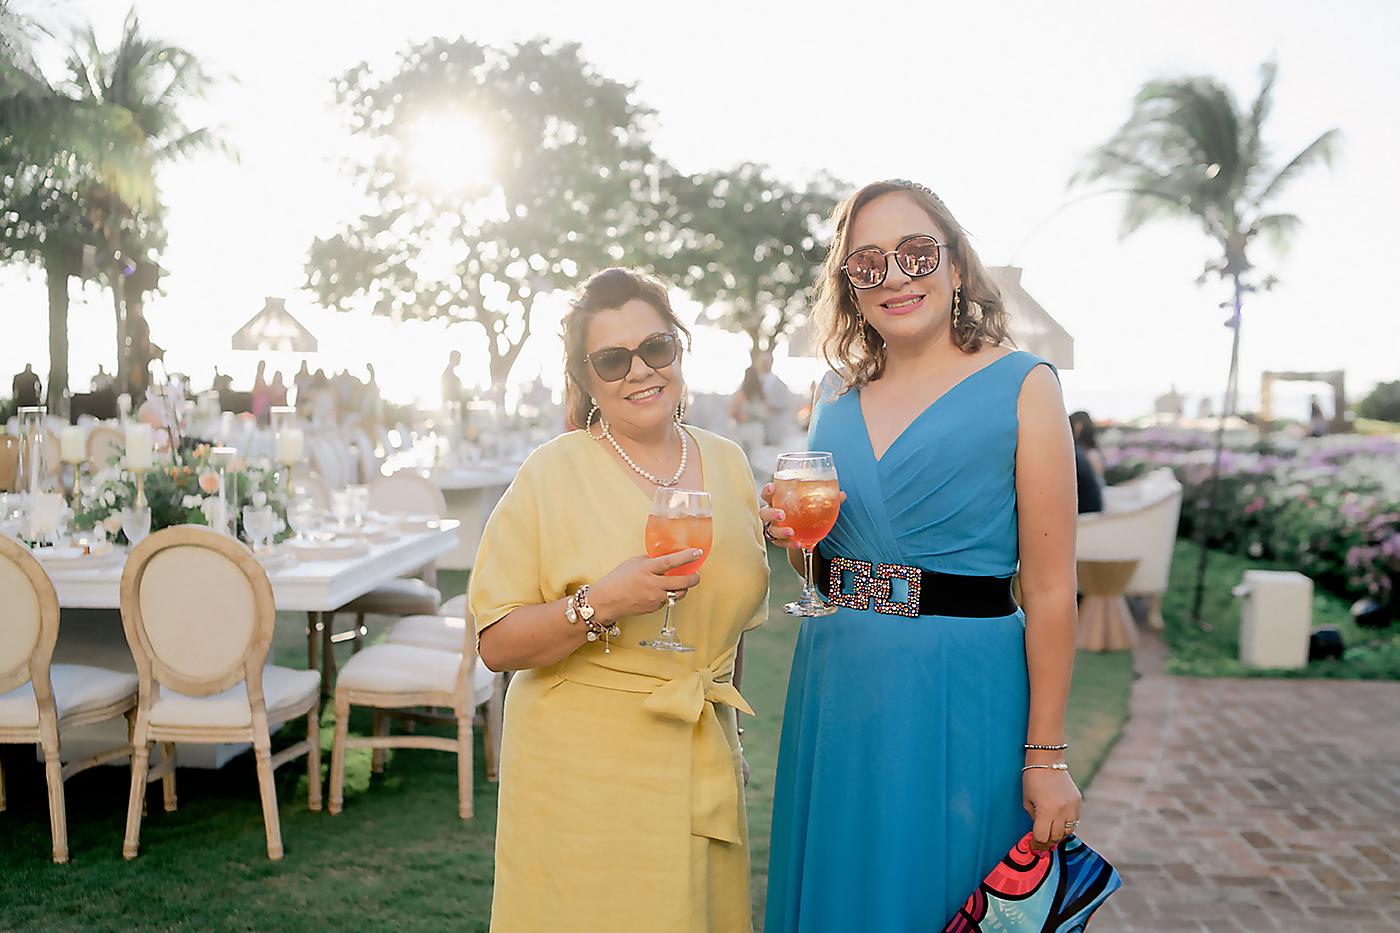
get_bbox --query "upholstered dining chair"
[119,525,321,860]
[382,614,504,781]
[0,534,139,863]
[0,435,18,491]
[328,611,496,818]
[85,426,125,468]
[312,470,443,688]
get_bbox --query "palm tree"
[61,8,229,391]
[1076,61,1339,628]
[0,1,118,403]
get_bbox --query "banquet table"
[48,520,461,612]
[391,462,519,571]
[32,521,460,768]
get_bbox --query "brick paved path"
[1083,631,1400,931]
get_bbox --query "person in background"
[293,361,312,405]
[1307,396,1329,437]
[251,360,272,424]
[754,350,793,445]
[729,365,768,459]
[442,350,464,409]
[90,364,116,394]
[270,371,289,408]
[1069,410,1104,515]
[13,363,42,407]
[363,363,382,425]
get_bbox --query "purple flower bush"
[1104,429,1400,601]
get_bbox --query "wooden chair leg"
[352,613,366,654]
[1146,593,1166,630]
[371,710,388,773]
[160,742,178,812]
[306,611,321,672]
[328,695,350,814]
[457,707,474,821]
[40,728,68,864]
[252,735,284,861]
[123,730,151,859]
[484,678,504,783]
[321,614,338,699]
[306,707,322,812]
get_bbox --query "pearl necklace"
[597,420,688,487]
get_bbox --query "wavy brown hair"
[562,267,692,429]
[813,180,1011,392]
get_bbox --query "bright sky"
[4,0,1398,421]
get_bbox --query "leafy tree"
[60,9,226,390]
[307,38,672,394]
[1076,60,1339,627]
[1358,381,1400,424]
[666,162,839,359]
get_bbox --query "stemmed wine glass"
[640,488,713,652]
[286,498,318,542]
[772,452,842,617]
[242,505,276,555]
[120,505,151,548]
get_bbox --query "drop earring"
[952,286,962,328]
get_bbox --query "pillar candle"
[124,424,154,470]
[278,428,305,465]
[61,426,85,463]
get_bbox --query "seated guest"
[1070,411,1104,514]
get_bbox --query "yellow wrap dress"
[469,426,769,932]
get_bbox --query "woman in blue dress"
[761,179,1083,930]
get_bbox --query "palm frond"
[1240,59,1278,189]
[1251,212,1302,252]
[1253,128,1340,206]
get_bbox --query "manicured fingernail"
[692,549,703,558]
[775,511,785,520]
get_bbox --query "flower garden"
[1103,427,1400,679]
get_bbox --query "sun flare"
[408,113,493,193]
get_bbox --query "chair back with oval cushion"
[118,525,321,861]
[86,427,125,468]
[0,534,137,863]
[368,469,446,518]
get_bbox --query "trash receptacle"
[1233,570,1312,669]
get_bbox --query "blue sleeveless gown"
[765,350,1052,931]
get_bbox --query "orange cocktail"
[772,475,840,550]
[645,514,713,576]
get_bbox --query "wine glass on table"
[640,488,713,653]
[772,452,842,617]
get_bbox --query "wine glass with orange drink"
[771,452,842,616]
[641,488,713,652]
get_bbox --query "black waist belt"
[814,552,1018,618]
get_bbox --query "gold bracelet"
[1022,762,1070,773]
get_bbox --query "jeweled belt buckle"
[827,556,922,617]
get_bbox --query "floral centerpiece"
[75,443,291,546]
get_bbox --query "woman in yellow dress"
[470,267,769,932]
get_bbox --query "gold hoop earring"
[952,286,962,328]
[675,392,687,425]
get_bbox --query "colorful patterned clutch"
[943,832,1122,932]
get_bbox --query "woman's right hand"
[758,482,802,550]
[589,550,703,621]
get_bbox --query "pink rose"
[198,471,220,494]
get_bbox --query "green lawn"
[1162,539,1400,679]
[1,554,1132,930]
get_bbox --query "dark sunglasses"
[585,332,679,382]
[842,234,946,290]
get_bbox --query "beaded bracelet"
[1022,762,1071,773]
[1024,742,1069,751]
